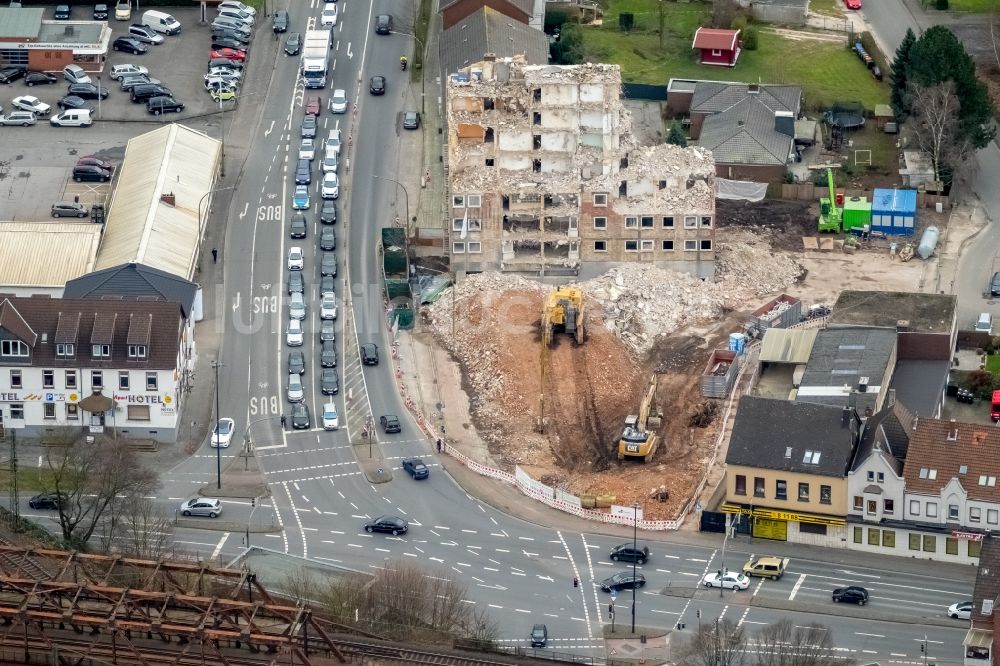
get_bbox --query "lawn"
[943,0,997,11]
[986,354,1000,373]
[0,466,63,494]
[581,0,889,111]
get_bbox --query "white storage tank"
[916,225,939,259]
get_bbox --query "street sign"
[610,590,617,601]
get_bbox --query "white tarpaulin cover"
[716,178,768,202]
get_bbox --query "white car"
[299,138,315,161]
[321,172,339,199]
[702,571,750,590]
[329,88,348,113]
[948,601,973,620]
[109,63,149,80]
[288,292,306,320]
[320,4,337,25]
[287,246,304,270]
[322,403,339,430]
[325,129,342,155]
[63,64,92,85]
[320,293,337,320]
[211,417,235,448]
[321,153,338,174]
[204,76,239,92]
[286,318,303,346]
[12,96,51,116]
[217,0,256,17]
[207,66,243,80]
[286,373,304,403]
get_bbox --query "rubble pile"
[714,232,805,307]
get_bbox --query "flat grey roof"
[889,360,948,419]
[0,7,43,39]
[795,327,896,413]
[37,21,105,45]
[829,290,956,333]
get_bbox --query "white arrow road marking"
[238,202,248,219]
[347,42,353,58]
[232,292,240,312]
[264,120,274,137]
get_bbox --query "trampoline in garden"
[823,102,866,130]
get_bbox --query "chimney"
[483,53,497,62]
[748,83,759,94]
[896,319,911,332]
[774,110,794,138]
[160,192,176,207]
[858,376,869,393]
[886,388,896,408]
[64,25,74,36]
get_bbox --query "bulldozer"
[541,287,584,346]
[617,376,662,462]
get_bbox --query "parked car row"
[205,0,258,102]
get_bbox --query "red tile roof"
[902,418,1000,502]
[692,27,740,51]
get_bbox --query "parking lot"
[0,5,274,222]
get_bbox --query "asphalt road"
[132,0,981,659]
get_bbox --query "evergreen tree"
[889,28,916,121]
[667,122,688,147]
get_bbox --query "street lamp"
[372,174,411,235]
[211,360,224,489]
[631,503,639,633]
[196,185,236,268]
[391,30,426,114]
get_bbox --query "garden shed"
[871,188,917,235]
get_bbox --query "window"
[43,403,55,419]
[701,216,712,228]
[662,216,674,228]
[775,480,787,500]
[662,240,674,251]
[948,504,959,520]
[909,499,920,516]
[118,372,129,391]
[884,499,894,514]
[485,158,495,167]
[868,528,880,546]
[452,218,464,231]
[926,502,938,518]
[9,403,23,420]
[593,217,607,229]
[980,475,997,487]
[734,475,747,496]
[802,450,821,464]
[0,340,28,357]
[453,195,465,208]
[593,193,608,207]
[990,509,999,525]
[867,471,874,482]
[882,530,895,548]
[467,195,481,208]
[922,535,936,552]
[9,370,21,389]
[42,370,54,389]
[640,240,653,252]
[684,240,698,251]
[91,371,103,389]
[452,242,465,254]
[800,523,826,535]
[853,526,863,543]
[711,48,722,56]
[128,345,147,359]
[65,370,77,389]
[701,239,712,251]
[625,240,638,252]
[146,373,158,391]
[877,472,885,483]
[867,500,878,514]
[467,242,482,253]
[753,477,765,498]
[784,447,792,458]
[960,465,969,474]
[594,240,607,252]
[640,216,654,228]
[971,507,982,522]
[919,468,938,480]
[969,540,983,558]
[127,405,150,422]
[853,496,863,510]
[532,111,542,125]
[946,537,958,556]
[66,403,78,420]
[625,217,638,229]
[820,485,831,504]
[908,533,920,551]
[798,482,809,501]
[56,343,74,357]
[684,216,698,229]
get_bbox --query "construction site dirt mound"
[717,199,817,251]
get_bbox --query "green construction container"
[385,278,409,300]
[842,196,872,231]
[381,228,408,277]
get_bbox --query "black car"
[284,32,302,55]
[375,14,392,34]
[320,253,337,277]
[364,515,408,535]
[57,95,91,110]
[320,368,339,395]
[300,114,317,139]
[319,226,336,250]
[147,96,184,115]
[600,572,646,592]
[28,492,66,510]
[93,3,108,19]
[212,37,247,51]
[320,275,335,295]
[288,350,305,375]
[208,58,244,71]
[294,158,311,185]
[369,75,385,95]
[131,83,171,103]
[68,82,110,99]
[287,270,304,295]
[991,272,1000,297]
[25,71,58,87]
[211,29,251,46]
[832,586,869,605]
[54,4,71,19]
[113,36,148,55]
[530,624,548,648]
[72,165,111,182]
[402,111,420,129]
[402,458,428,479]
[290,213,307,238]
[291,403,310,429]
[320,200,337,224]
[610,544,650,564]
[273,9,289,33]
[320,340,336,368]
[361,343,379,365]
[319,319,335,342]
[0,66,27,84]
[380,414,401,434]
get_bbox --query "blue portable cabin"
[870,188,917,235]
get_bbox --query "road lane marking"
[789,573,806,601]
[856,632,885,638]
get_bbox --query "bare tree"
[711,0,743,28]
[909,81,971,185]
[681,618,749,666]
[99,495,173,559]
[47,437,159,548]
[754,619,843,666]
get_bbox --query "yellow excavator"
[541,287,585,346]
[617,376,662,462]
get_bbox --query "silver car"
[288,292,306,320]
[287,372,304,403]
[0,111,37,126]
[329,88,348,113]
[179,498,223,518]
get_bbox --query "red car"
[844,0,861,9]
[210,48,247,62]
[76,156,114,170]
[305,95,321,116]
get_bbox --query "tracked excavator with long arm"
[617,376,662,462]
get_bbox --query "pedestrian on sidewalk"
[211,247,218,263]
[436,438,442,453]
[280,414,286,429]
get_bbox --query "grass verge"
[413,0,433,78]
[986,354,1000,373]
[0,467,63,494]
[945,0,996,11]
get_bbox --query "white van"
[217,7,254,27]
[142,10,181,35]
[976,312,993,334]
[50,109,93,127]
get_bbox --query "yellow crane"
[617,376,662,462]
[541,287,585,346]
